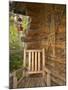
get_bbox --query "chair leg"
[42,71,45,86]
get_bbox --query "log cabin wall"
[12,2,66,85]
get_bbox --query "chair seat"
[28,71,43,74]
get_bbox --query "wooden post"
[42,48,45,70]
[24,49,26,68]
[35,52,37,71]
[13,71,17,88]
[38,52,40,71]
[50,14,55,57]
[23,49,26,77]
[47,73,51,86]
[32,52,34,71]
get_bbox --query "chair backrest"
[23,48,45,74]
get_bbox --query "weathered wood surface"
[9,68,26,89]
[23,49,45,74]
[10,2,66,87]
[18,74,46,88]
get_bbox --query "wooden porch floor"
[18,74,46,88]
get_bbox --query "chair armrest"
[44,67,51,74]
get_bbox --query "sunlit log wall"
[12,2,66,85]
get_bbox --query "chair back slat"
[38,52,40,71]
[35,52,37,71]
[32,52,34,71]
[28,51,31,71]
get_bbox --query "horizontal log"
[44,66,66,85]
[51,77,64,85]
[26,49,42,52]
[31,23,41,27]
[30,26,39,30]
[26,3,45,8]
[47,43,65,48]
[26,44,65,49]
[45,64,65,81]
[51,72,65,82]
[47,56,65,64]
